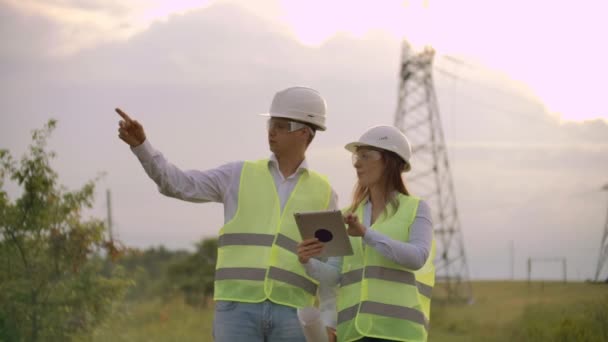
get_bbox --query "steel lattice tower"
[394,42,473,301]
[594,184,608,282]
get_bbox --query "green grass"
[429,281,608,342]
[91,281,608,342]
[90,297,214,342]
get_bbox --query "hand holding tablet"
[294,210,354,258]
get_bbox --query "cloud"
[1,0,141,57]
[0,3,58,60]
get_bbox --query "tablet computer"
[294,210,353,257]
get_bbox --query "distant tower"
[594,184,608,282]
[394,41,473,301]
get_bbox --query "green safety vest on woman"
[214,159,332,308]
[337,193,436,342]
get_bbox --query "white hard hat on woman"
[345,125,412,171]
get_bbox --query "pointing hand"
[115,108,146,147]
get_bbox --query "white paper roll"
[298,307,329,342]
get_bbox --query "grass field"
[91,281,608,342]
[428,281,608,341]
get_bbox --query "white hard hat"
[345,125,412,172]
[260,86,327,131]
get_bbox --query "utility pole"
[106,189,114,242]
[510,240,514,280]
[394,41,473,302]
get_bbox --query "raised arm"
[114,108,235,203]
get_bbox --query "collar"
[268,153,309,175]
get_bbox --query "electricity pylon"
[394,41,473,301]
[594,183,608,282]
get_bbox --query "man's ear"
[298,128,309,139]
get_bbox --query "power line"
[435,55,541,107]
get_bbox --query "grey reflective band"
[218,233,274,247]
[337,304,358,324]
[217,233,299,255]
[338,301,428,330]
[365,266,416,286]
[216,266,318,295]
[416,281,433,299]
[340,269,363,287]
[268,266,318,295]
[340,266,415,286]
[360,302,428,330]
[340,266,433,298]
[215,267,266,281]
[275,234,298,254]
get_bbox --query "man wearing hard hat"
[115,86,337,341]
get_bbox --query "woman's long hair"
[348,149,410,214]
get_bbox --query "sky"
[1,0,607,281]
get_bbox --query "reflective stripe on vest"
[336,194,436,342]
[340,266,433,300]
[218,233,299,254]
[214,159,331,308]
[215,266,318,295]
[338,302,429,330]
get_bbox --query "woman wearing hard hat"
[298,125,435,342]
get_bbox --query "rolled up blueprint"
[298,307,329,342]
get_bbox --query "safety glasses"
[352,149,382,165]
[267,118,310,133]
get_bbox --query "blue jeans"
[212,300,306,342]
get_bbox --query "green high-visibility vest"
[337,194,436,342]
[214,159,332,308]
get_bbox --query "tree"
[166,237,217,308]
[0,120,131,341]
[104,246,190,301]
